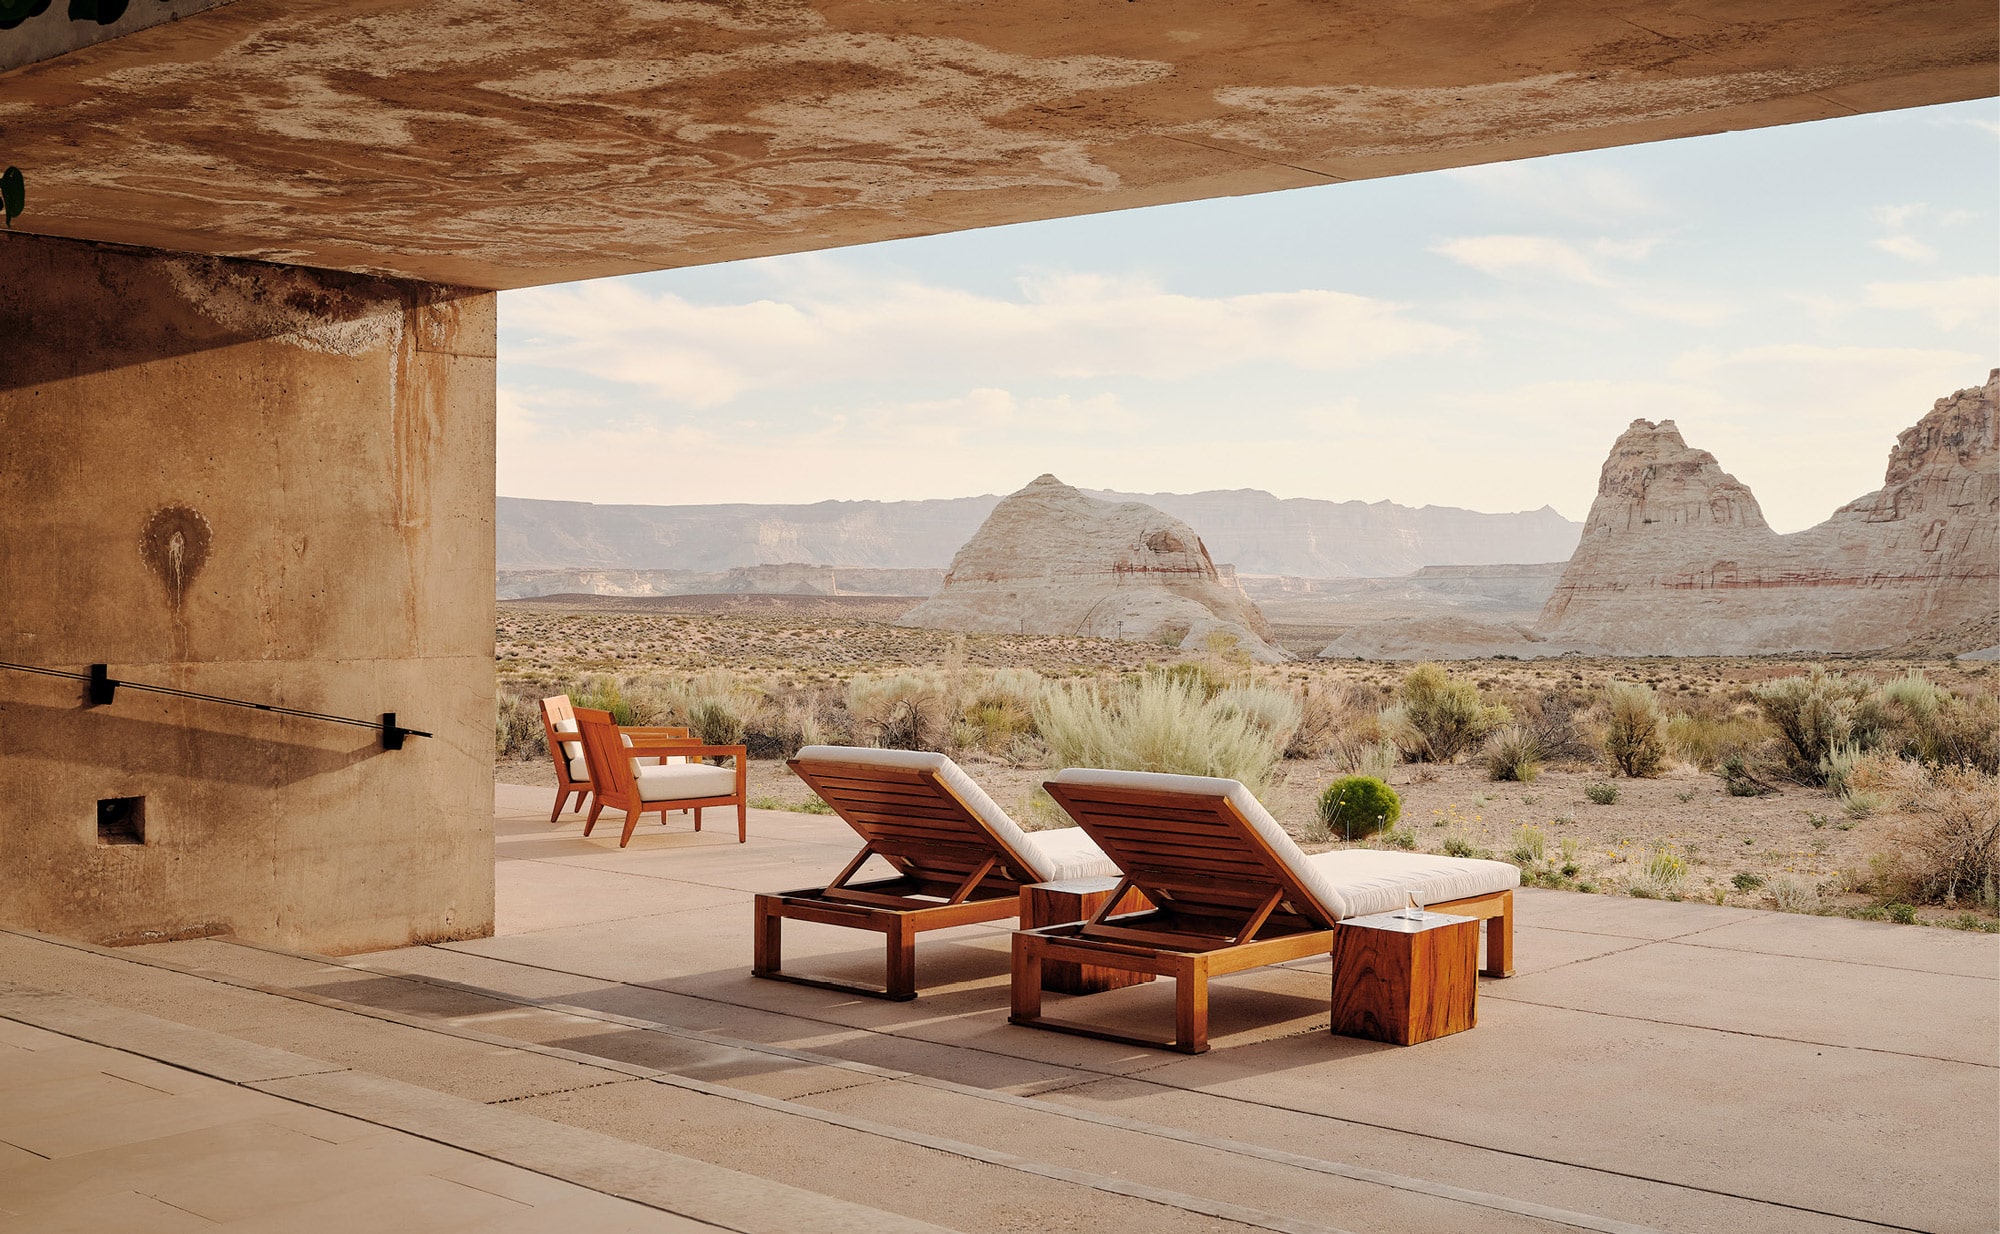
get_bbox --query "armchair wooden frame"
[538,694,593,823]
[754,753,1049,1001]
[573,708,747,847]
[1012,778,1513,1054]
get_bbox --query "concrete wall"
[0,232,496,953]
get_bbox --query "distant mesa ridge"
[497,488,1580,577]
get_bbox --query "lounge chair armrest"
[628,744,745,762]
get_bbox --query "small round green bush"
[1317,775,1401,841]
[1887,902,1918,925]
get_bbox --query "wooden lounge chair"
[1013,769,1520,1053]
[538,694,595,823]
[755,746,1118,1000]
[573,707,747,847]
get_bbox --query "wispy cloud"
[1430,235,1608,285]
[505,270,1461,408]
[1864,275,2000,330]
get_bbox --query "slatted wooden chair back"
[788,755,1044,896]
[574,708,637,807]
[541,694,582,774]
[1043,779,1337,940]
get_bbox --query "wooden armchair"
[538,694,593,823]
[574,707,748,847]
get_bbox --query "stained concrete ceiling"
[0,0,1992,290]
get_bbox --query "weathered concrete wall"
[0,232,496,954]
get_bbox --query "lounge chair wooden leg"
[1175,956,1210,1054]
[753,896,782,978]
[1010,936,1044,1025]
[693,806,703,832]
[1483,890,1514,977]
[550,791,567,824]
[584,798,604,831]
[618,809,640,848]
[736,802,747,843]
[885,917,917,1001]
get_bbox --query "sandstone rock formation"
[1537,370,1999,655]
[898,475,1288,661]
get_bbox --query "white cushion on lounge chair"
[1304,849,1520,919]
[635,762,737,802]
[554,718,586,780]
[1048,768,1517,920]
[620,731,673,768]
[795,746,1116,882]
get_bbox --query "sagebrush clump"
[1381,663,1510,763]
[1034,674,1284,790]
[1602,683,1667,778]
[1483,725,1544,782]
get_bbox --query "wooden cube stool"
[1330,910,1477,1046]
[1018,877,1155,995]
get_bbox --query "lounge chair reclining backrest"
[754,746,1113,1000]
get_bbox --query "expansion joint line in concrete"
[396,945,1949,1234]
[248,940,1688,1234]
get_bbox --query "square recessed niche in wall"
[97,797,145,845]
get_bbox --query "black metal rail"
[0,661,429,750]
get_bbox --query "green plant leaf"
[1,167,23,229]
[0,0,52,30]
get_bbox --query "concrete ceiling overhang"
[0,0,1992,291]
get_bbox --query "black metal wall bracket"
[1,661,430,752]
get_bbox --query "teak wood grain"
[1329,918,1478,1046]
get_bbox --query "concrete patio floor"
[2,781,1994,1233]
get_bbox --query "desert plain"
[495,593,2000,932]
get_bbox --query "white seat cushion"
[620,731,674,768]
[795,746,1115,882]
[635,763,737,803]
[1048,768,1517,921]
[553,718,587,780]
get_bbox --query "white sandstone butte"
[1537,369,1999,655]
[899,474,1288,661]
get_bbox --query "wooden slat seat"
[754,746,1117,1001]
[1011,769,1519,1053]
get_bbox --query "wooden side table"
[1330,910,1477,1046]
[1018,877,1155,995]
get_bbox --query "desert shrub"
[1483,725,1544,782]
[1875,673,2000,774]
[686,699,746,748]
[1509,825,1546,866]
[1148,661,1229,700]
[1214,685,1303,757]
[847,672,951,751]
[1330,734,1399,778]
[1871,765,2000,907]
[1440,835,1493,860]
[1629,847,1688,899]
[1381,663,1510,763]
[1602,683,1667,778]
[1317,775,1401,842]
[1284,681,1353,759]
[1819,741,1865,796]
[1034,674,1284,790]
[1719,754,1777,797]
[1887,902,1918,925]
[1732,871,1764,892]
[1769,876,1821,914]
[1495,688,1595,764]
[1751,667,1878,785]
[1842,790,1884,819]
[1664,707,1770,771]
[573,674,637,725]
[1585,782,1619,805]
[1382,825,1418,851]
[495,692,546,759]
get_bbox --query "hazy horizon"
[497,99,1998,533]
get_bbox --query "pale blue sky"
[498,99,1998,533]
